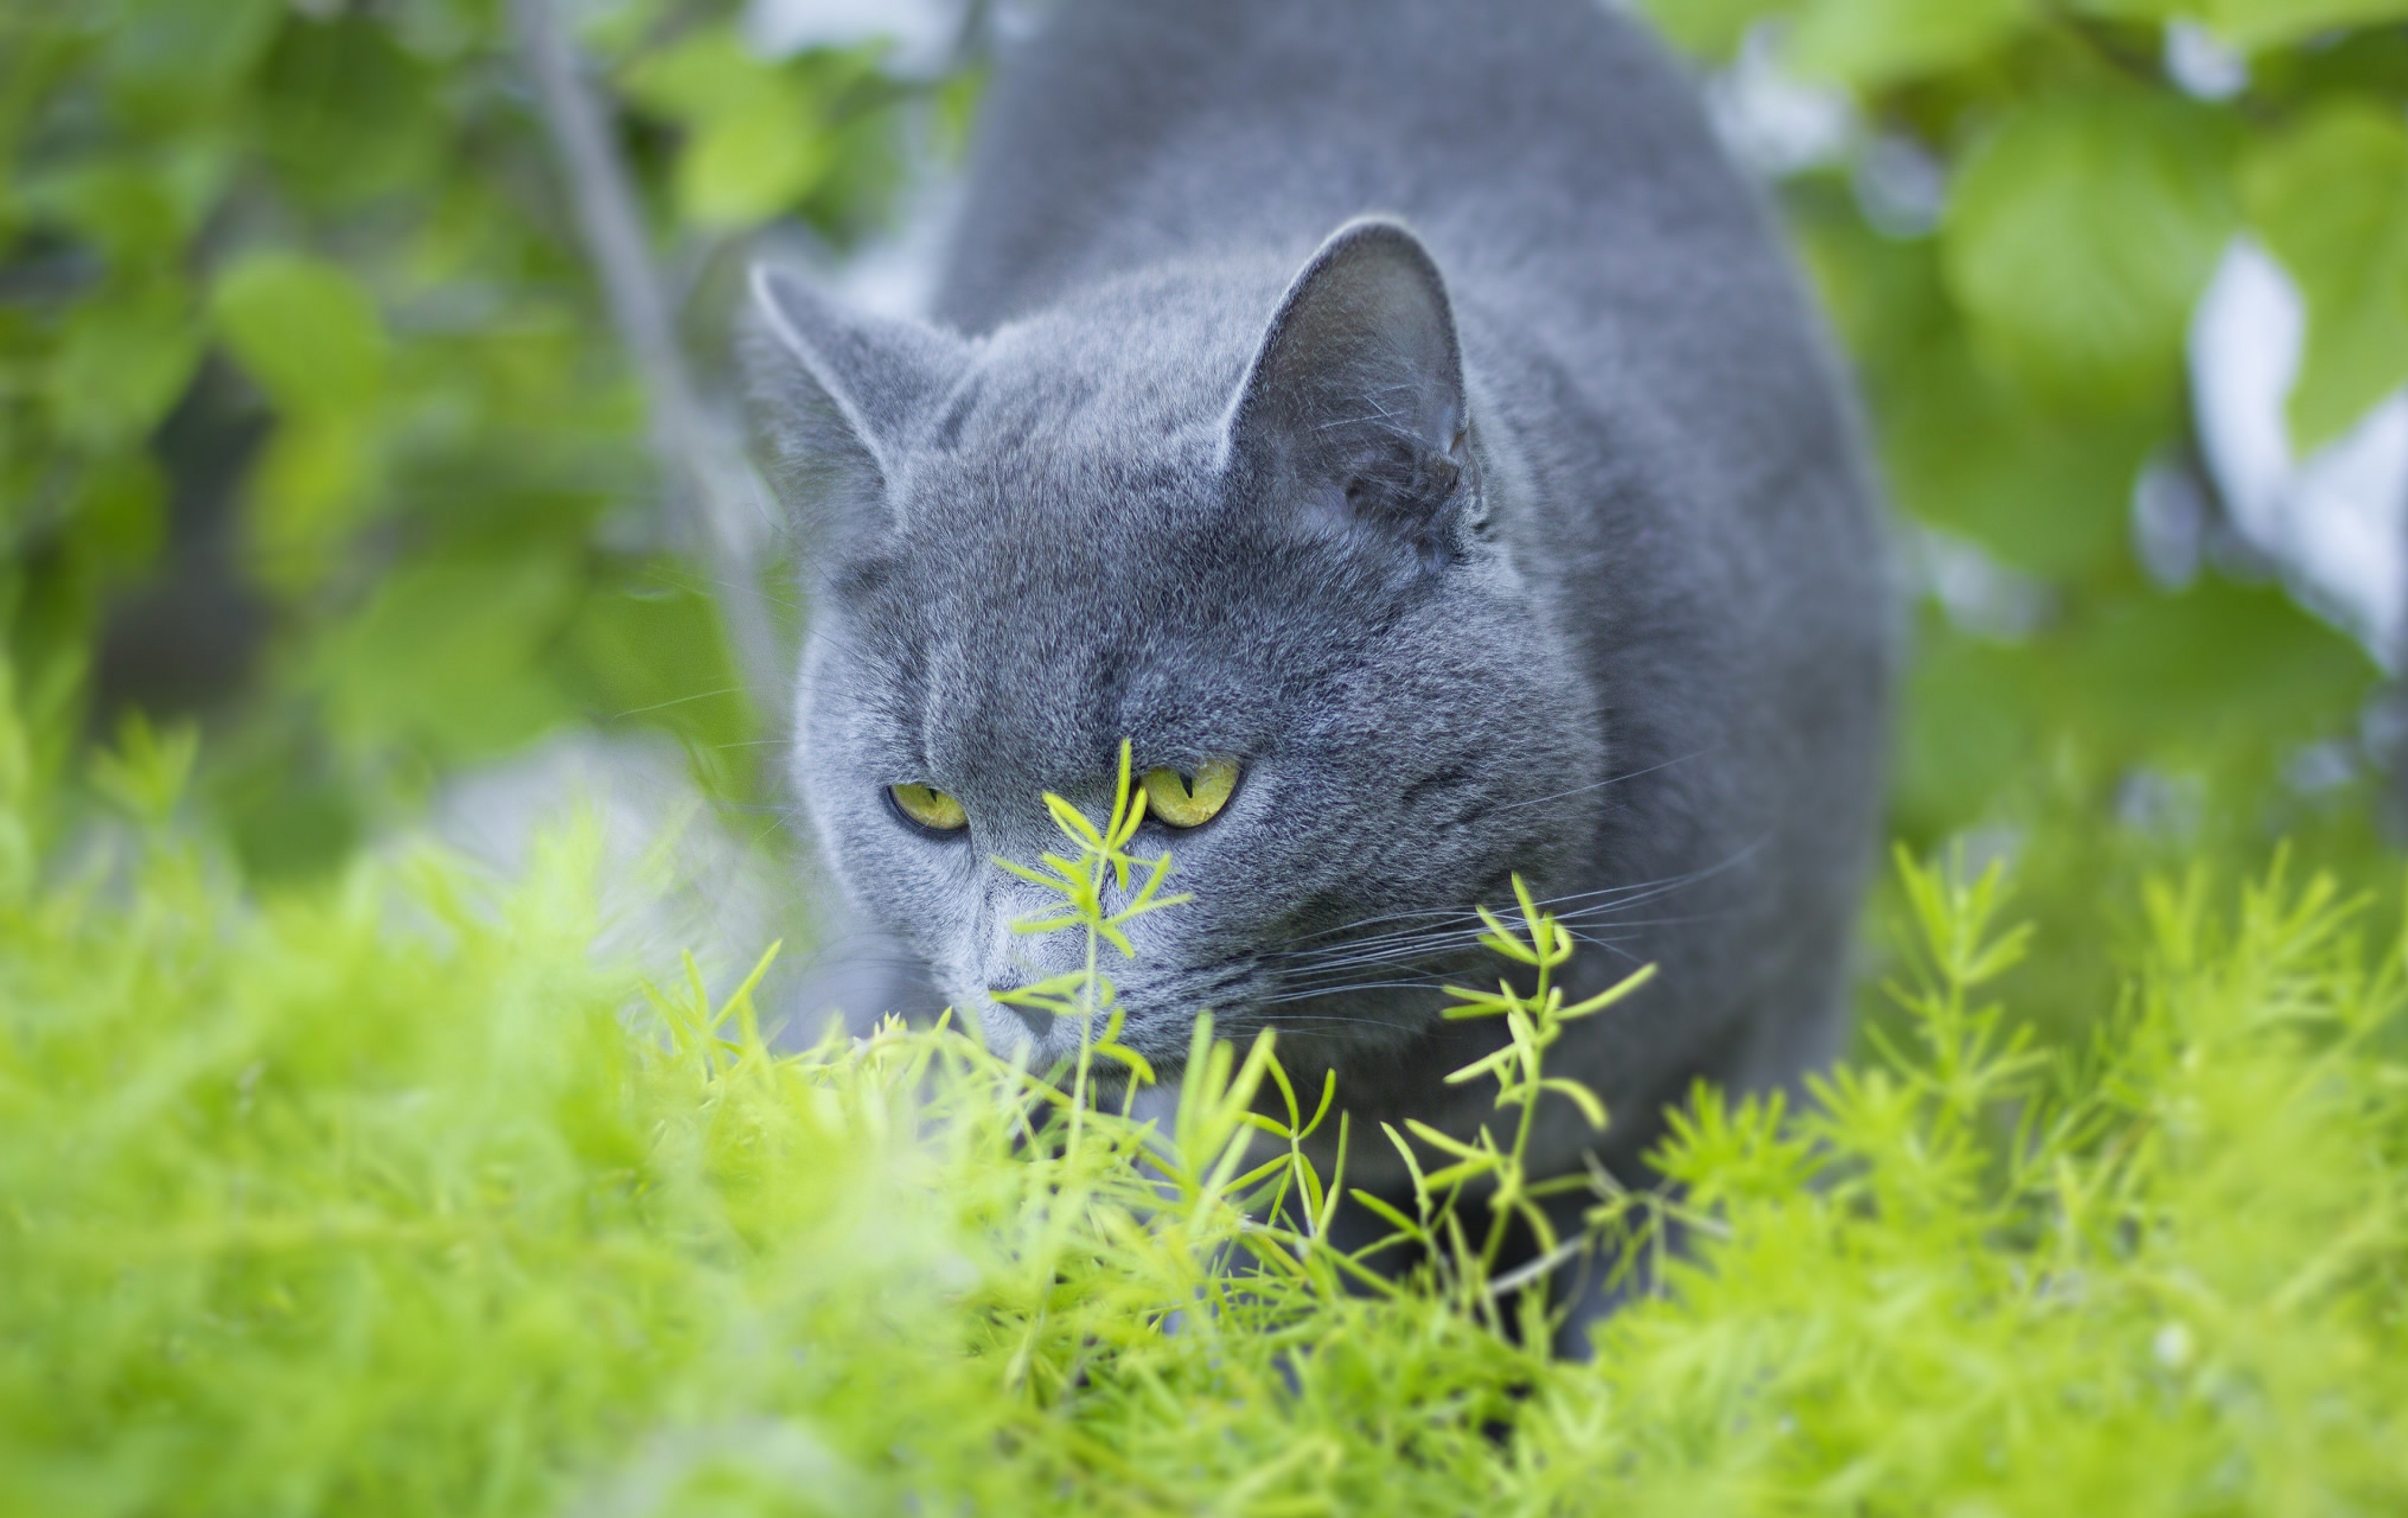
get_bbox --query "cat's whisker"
[1260,882,1686,972]
[1253,979,1463,1007]
[1261,879,1735,990]
[605,686,748,720]
[1262,906,1483,954]
[1483,746,1717,813]
[1262,848,1762,959]
[1282,944,1490,980]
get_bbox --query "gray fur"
[749,0,1891,1220]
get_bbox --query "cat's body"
[752,0,1889,1282]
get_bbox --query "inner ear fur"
[1223,218,1472,556]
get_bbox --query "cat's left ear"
[745,264,968,542]
[1224,218,1472,562]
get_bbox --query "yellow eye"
[1140,756,1241,828]
[889,783,968,832]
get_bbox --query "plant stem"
[510,0,785,724]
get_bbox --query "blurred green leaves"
[563,570,752,761]
[1892,579,2373,838]
[2244,101,2408,447]
[254,13,442,208]
[18,147,228,270]
[2093,0,2408,51]
[97,0,283,119]
[212,252,386,583]
[1788,0,2025,87]
[1655,0,2408,478]
[1943,96,2237,408]
[1800,198,2156,578]
[1645,0,1791,54]
[45,278,200,448]
[4,0,929,877]
[622,27,844,228]
[1642,0,2402,1037]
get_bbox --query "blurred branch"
[510,0,785,731]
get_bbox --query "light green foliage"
[2242,101,2408,446]
[212,250,389,583]
[2091,0,2408,51]
[1633,2,2402,634]
[1647,0,1792,54]
[988,743,1191,1091]
[1408,880,1654,1319]
[1538,849,2408,1509]
[620,27,853,228]
[212,252,386,418]
[8,650,2408,1512]
[1788,0,2027,88]
[1943,96,2237,407]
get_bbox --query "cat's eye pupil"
[1140,756,1241,829]
[889,782,968,834]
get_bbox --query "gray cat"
[748,0,1891,1320]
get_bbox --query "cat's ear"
[1224,218,1471,559]
[745,264,968,538]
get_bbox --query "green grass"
[5,690,2407,1515]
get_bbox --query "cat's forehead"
[885,436,1245,639]
[916,303,1247,472]
[840,432,1341,787]
[888,316,1251,568]
[845,481,1313,794]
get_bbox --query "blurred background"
[3,0,2402,1042]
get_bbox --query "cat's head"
[749,219,1604,1080]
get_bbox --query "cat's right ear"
[744,264,968,541]
[1220,219,1474,569]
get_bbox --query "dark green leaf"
[100,0,282,120]
[255,15,442,208]
[564,568,749,760]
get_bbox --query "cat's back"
[933,0,1771,339]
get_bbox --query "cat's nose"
[986,976,1054,1040]
[978,872,1083,1025]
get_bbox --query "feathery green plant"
[988,739,1188,1104]
[1384,878,1657,1336]
[7,670,2408,1513]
